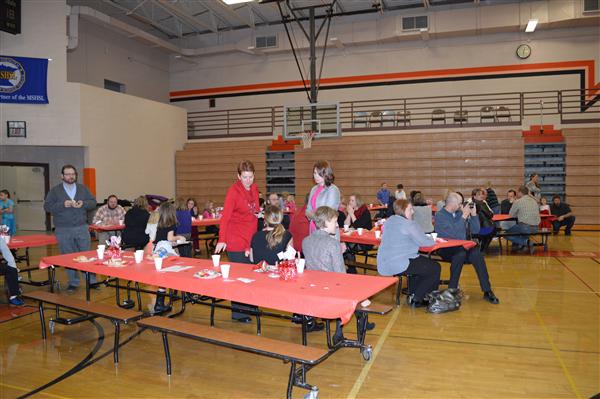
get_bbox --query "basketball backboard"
[283,103,341,140]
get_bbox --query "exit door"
[0,164,49,231]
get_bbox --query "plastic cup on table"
[296,259,305,274]
[343,224,349,232]
[118,220,124,226]
[357,228,364,236]
[198,215,203,220]
[154,257,163,271]
[134,250,144,264]
[375,230,381,239]
[220,264,230,279]
[431,232,438,240]
[212,254,220,267]
[97,245,105,260]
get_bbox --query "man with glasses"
[44,165,97,292]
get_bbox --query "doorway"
[0,162,50,232]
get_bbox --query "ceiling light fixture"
[525,19,538,33]
[222,0,254,5]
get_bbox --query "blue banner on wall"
[0,55,48,104]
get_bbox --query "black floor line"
[15,305,149,397]
[17,317,105,399]
[387,334,600,355]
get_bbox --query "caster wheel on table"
[304,387,319,399]
[361,346,372,361]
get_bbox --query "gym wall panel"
[175,140,271,206]
[294,130,524,206]
[564,127,600,225]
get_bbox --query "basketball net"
[301,131,316,149]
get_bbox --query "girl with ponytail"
[250,205,293,264]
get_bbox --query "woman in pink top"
[305,160,340,234]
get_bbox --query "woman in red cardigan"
[215,160,260,323]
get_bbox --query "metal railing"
[186,88,599,139]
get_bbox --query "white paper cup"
[343,224,349,232]
[375,230,381,239]
[431,232,438,240]
[134,250,144,263]
[357,228,364,236]
[212,254,220,267]
[296,259,305,274]
[369,203,373,208]
[220,264,230,279]
[198,215,204,220]
[98,244,105,251]
[97,248,105,260]
[154,257,163,271]
[118,220,124,226]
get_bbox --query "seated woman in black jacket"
[471,188,495,252]
[122,196,150,250]
[343,193,373,273]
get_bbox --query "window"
[255,35,277,49]
[402,15,428,31]
[583,0,600,12]
[104,79,126,93]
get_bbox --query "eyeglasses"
[63,173,76,176]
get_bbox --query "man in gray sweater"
[44,165,97,292]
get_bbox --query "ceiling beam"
[101,0,178,38]
[203,0,255,29]
[126,0,149,15]
[150,0,218,33]
[248,2,268,24]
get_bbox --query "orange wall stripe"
[83,168,96,197]
[170,60,598,99]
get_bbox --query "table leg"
[85,272,91,301]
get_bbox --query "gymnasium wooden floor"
[1,232,598,399]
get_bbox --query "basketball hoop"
[301,131,315,149]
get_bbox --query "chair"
[369,110,383,127]
[381,110,396,126]
[480,106,496,123]
[453,110,468,123]
[431,109,446,124]
[397,110,411,126]
[353,111,369,128]
[496,106,512,121]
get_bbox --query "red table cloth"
[340,230,475,253]
[39,251,396,324]
[89,224,125,231]
[492,214,514,222]
[192,218,221,227]
[7,234,57,249]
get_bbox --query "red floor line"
[554,257,600,299]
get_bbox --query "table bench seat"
[138,316,328,399]
[23,290,143,363]
[496,230,551,253]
